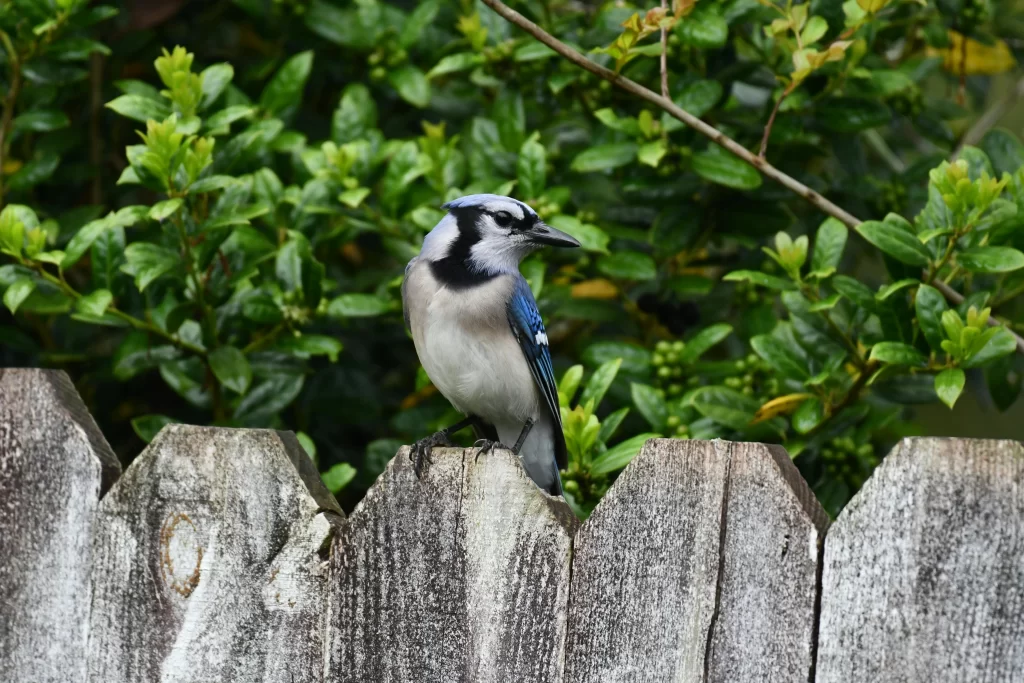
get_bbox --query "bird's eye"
[494,211,513,228]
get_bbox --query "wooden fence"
[1,367,1022,682]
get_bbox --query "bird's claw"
[410,430,453,479]
[472,439,510,462]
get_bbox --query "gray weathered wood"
[86,425,342,683]
[564,438,828,683]
[0,368,120,683]
[816,437,1024,683]
[327,446,577,682]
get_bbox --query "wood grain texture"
[816,437,1024,683]
[327,446,577,683]
[0,368,120,683]
[564,438,828,683]
[86,425,342,683]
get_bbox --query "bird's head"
[418,194,580,276]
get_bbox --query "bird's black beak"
[528,221,581,248]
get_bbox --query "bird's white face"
[418,194,580,277]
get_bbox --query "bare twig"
[479,0,1024,356]
[659,0,669,99]
[759,84,793,158]
[954,76,1024,158]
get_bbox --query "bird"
[401,193,581,496]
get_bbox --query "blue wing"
[506,276,567,471]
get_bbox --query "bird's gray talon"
[410,430,452,479]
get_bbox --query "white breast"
[403,263,542,426]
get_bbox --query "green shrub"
[1,0,1022,515]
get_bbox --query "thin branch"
[479,0,1024,357]
[659,0,669,99]
[759,84,793,158]
[954,76,1024,158]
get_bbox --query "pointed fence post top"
[0,367,120,489]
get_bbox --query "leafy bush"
[1,0,1022,515]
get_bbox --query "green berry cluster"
[820,434,879,489]
[870,179,908,216]
[889,88,923,118]
[958,0,992,32]
[368,46,410,82]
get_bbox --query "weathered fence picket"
[86,425,342,682]
[564,440,828,683]
[1,368,1022,682]
[0,369,120,683]
[816,437,1024,683]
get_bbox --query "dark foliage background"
[1,0,1023,517]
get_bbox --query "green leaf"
[322,462,357,493]
[801,16,828,44]
[591,433,659,475]
[427,53,483,78]
[339,187,371,208]
[580,358,622,408]
[980,129,1024,176]
[957,247,1024,274]
[547,215,609,253]
[279,334,343,362]
[205,105,255,132]
[131,414,177,443]
[260,51,314,116]
[518,137,546,200]
[855,219,930,266]
[691,147,762,190]
[751,334,811,379]
[630,382,667,431]
[105,94,171,123]
[832,275,876,310]
[637,140,668,168]
[200,63,234,109]
[3,277,35,314]
[876,278,918,301]
[690,386,758,430]
[964,327,1017,368]
[120,243,179,291]
[792,397,824,434]
[915,284,948,352]
[869,341,927,366]
[817,97,891,133]
[811,217,847,276]
[808,293,841,311]
[597,406,630,443]
[327,293,392,317]
[149,198,183,221]
[75,289,112,317]
[400,0,440,47]
[559,365,584,406]
[582,340,651,374]
[934,368,965,409]
[8,153,59,191]
[209,346,252,394]
[679,324,733,364]
[188,175,237,194]
[571,143,637,173]
[597,251,657,280]
[680,11,728,48]
[332,84,377,143]
[12,109,69,132]
[388,65,431,108]
[722,270,796,291]
[514,42,557,62]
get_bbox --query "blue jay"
[401,194,580,495]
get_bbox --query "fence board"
[86,425,342,683]
[816,437,1024,683]
[564,438,828,683]
[327,446,577,683]
[0,369,120,683]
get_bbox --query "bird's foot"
[472,439,510,462]
[409,431,453,479]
